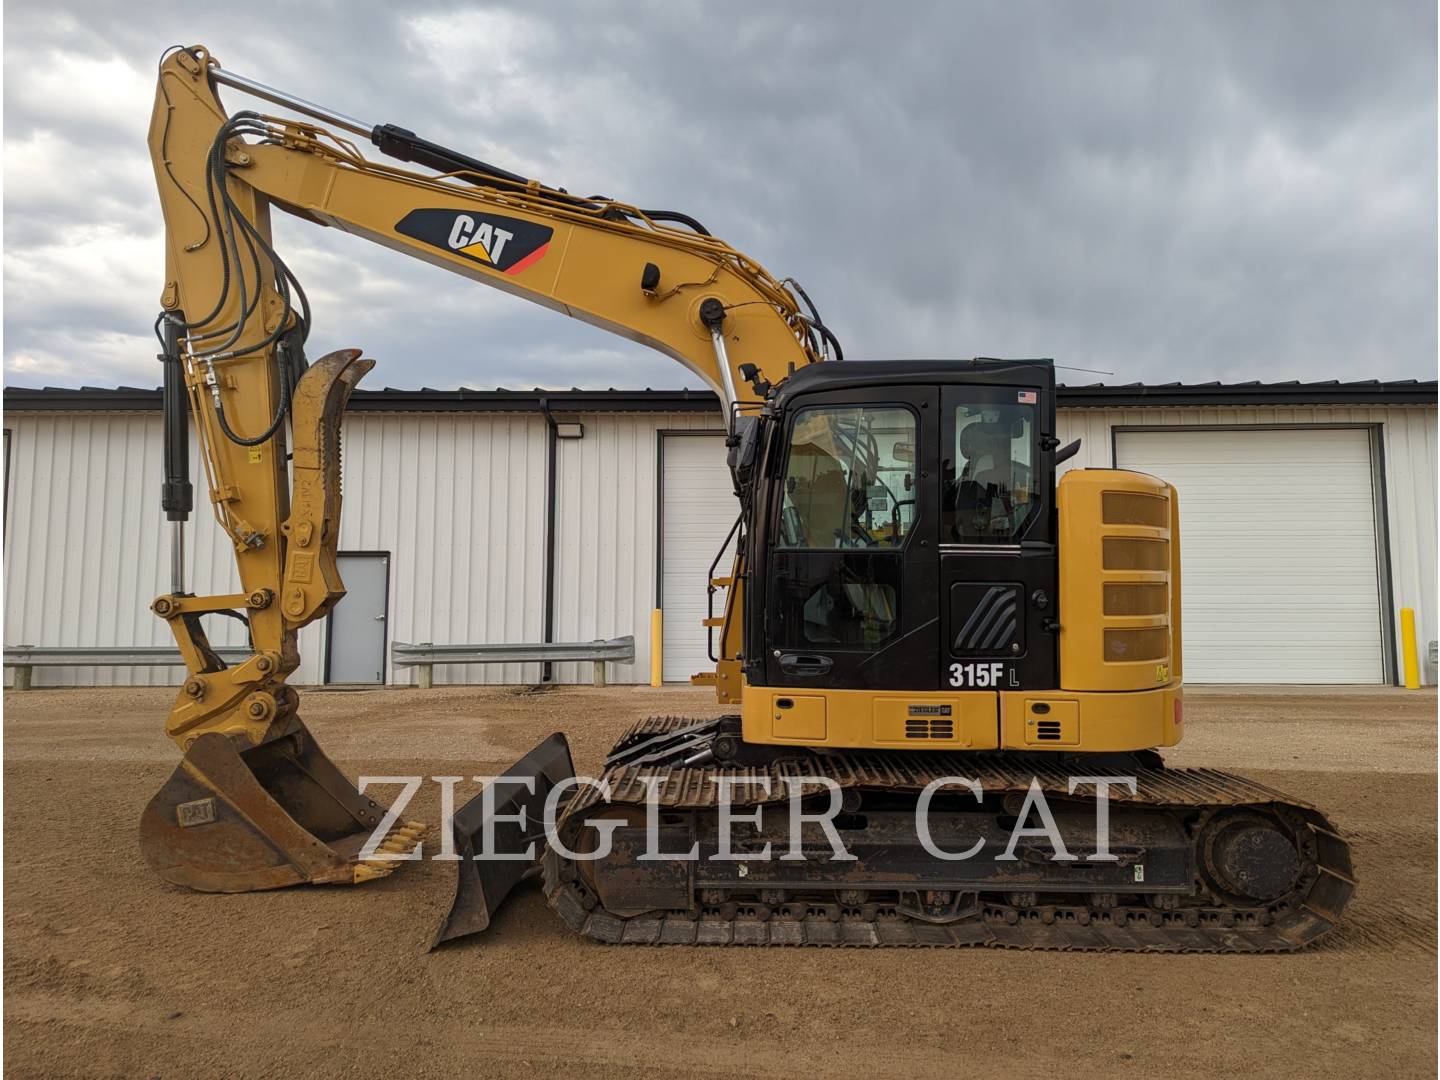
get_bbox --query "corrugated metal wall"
[549,411,723,684]
[3,412,245,686]
[1057,404,1438,683]
[322,411,550,685]
[4,401,1433,686]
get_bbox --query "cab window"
[777,405,918,549]
[945,400,1038,542]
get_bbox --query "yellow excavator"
[143,45,1354,950]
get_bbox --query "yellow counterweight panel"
[739,682,1181,753]
[741,686,1000,750]
[1058,469,1179,693]
[998,686,1183,752]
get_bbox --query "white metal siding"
[1376,406,1438,684]
[660,433,737,682]
[3,412,245,686]
[1115,427,1383,684]
[5,401,1432,687]
[3,410,549,687]
[549,411,723,684]
[333,412,548,685]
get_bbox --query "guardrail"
[391,636,635,689]
[5,638,638,691]
[4,645,251,691]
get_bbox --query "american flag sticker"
[1017,390,1037,404]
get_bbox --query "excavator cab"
[746,359,1058,694]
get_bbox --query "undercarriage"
[437,716,1356,952]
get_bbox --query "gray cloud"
[4,0,1435,391]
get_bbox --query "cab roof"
[770,358,1055,408]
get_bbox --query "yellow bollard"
[1400,607,1420,689]
[650,608,663,687]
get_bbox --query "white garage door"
[1115,427,1384,684]
[661,434,738,682]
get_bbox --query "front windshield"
[778,405,917,548]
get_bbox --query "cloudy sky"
[3,1,1435,392]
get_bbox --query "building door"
[1115,427,1384,684]
[660,433,736,683]
[326,552,390,684]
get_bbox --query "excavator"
[143,44,1355,951]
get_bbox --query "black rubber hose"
[637,209,711,236]
[213,350,291,446]
[807,317,845,362]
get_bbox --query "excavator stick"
[432,732,576,947]
[140,350,424,893]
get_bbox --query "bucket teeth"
[349,821,428,884]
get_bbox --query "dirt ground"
[4,683,1435,1079]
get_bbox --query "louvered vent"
[1034,720,1063,741]
[905,718,955,740]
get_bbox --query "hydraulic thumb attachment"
[140,350,425,892]
[432,732,576,948]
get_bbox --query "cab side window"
[946,402,1038,542]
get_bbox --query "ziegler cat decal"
[394,209,552,275]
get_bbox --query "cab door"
[764,387,940,690]
[940,384,1058,691]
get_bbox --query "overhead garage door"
[1115,427,1384,684]
[661,434,738,682]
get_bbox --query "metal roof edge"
[6,380,1436,413]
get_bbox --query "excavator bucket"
[432,732,575,947]
[140,719,425,892]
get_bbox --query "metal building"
[4,378,1435,687]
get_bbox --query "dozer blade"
[431,732,575,948]
[139,719,425,893]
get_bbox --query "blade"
[431,732,576,948]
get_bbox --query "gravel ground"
[4,683,1435,1079]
